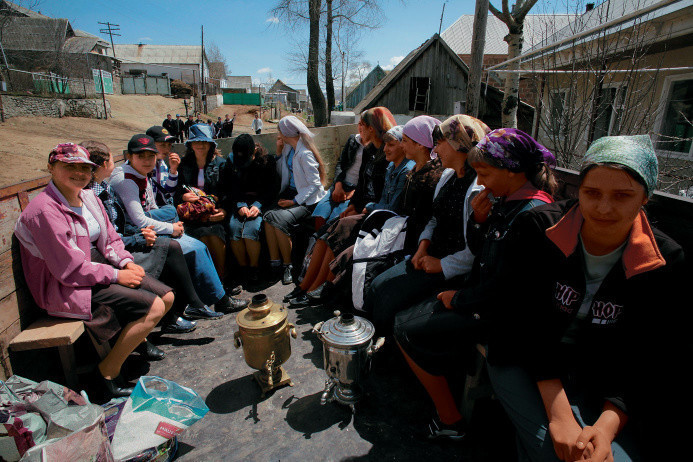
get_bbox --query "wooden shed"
[344,65,386,110]
[354,33,534,131]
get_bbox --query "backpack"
[352,210,408,311]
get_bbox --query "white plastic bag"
[110,376,208,461]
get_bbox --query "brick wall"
[0,95,111,119]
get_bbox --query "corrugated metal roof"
[441,14,575,55]
[107,44,206,65]
[1,16,70,52]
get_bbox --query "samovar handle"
[233,331,242,348]
[369,337,385,356]
[312,321,324,337]
[288,322,298,339]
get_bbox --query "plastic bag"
[110,376,208,461]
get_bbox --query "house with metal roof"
[108,44,209,86]
[487,0,693,192]
[269,79,301,110]
[344,65,386,110]
[353,33,534,132]
[222,76,253,93]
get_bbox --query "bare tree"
[206,42,228,82]
[489,0,539,127]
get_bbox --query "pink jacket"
[14,182,133,320]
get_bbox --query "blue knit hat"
[186,124,217,146]
[582,135,658,197]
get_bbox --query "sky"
[32,0,572,92]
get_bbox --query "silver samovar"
[313,311,385,411]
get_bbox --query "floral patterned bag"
[176,186,217,222]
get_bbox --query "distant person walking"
[173,114,185,143]
[214,117,223,138]
[184,115,195,140]
[220,113,236,138]
[251,112,263,134]
[163,114,175,135]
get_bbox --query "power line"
[98,21,121,59]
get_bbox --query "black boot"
[102,375,134,398]
[135,340,165,360]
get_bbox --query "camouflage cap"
[48,143,97,167]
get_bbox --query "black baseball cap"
[146,126,175,143]
[128,134,158,153]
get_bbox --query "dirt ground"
[0,95,278,188]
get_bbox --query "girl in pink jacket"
[14,143,174,399]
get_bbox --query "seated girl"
[83,140,219,336]
[264,116,327,285]
[174,124,231,279]
[393,128,556,440]
[487,135,689,460]
[364,115,487,332]
[227,135,279,286]
[110,133,248,316]
[14,143,174,398]
[287,123,413,307]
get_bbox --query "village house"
[353,33,535,132]
[344,65,386,110]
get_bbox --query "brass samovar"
[234,294,297,396]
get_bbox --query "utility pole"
[98,22,121,59]
[466,0,489,117]
[200,25,206,114]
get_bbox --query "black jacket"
[227,153,279,215]
[174,155,232,212]
[490,199,690,421]
[162,118,176,135]
[349,143,389,211]
[332,134,363,190]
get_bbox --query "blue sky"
[34,0,570,91]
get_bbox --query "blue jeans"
[487,364,639,462]
[176,234,226,306]
[312,187,350,221]
[229,214,263,241]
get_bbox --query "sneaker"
[216,295,250,313]
[427,417,466,441]
[282,265,293,285]
[161,316,197,334]
[183,305,224,320]
[289,294,313,308]
[307,282,331,302]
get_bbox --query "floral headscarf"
[439,115,490,152]
[383,125,404,142]
[361,107,396,140]
[475,128,556,172]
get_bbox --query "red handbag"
[176,186,218,222]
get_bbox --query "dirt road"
[0,95,271,188]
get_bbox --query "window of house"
[658,78,693,156]
[548,89,569,138]
[593,85,627,140]
[409,77,430,112]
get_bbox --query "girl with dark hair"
[227,134,279,284]
[486,135,689,461]
[175,124,231,279]
[393,127,556,441]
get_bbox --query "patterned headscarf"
[402,116,442,149]
[383,125,404,142]
[581,135,658,197]
[278,115,314,138]
[439,115,490,152]
[361,107,396,140]
[475,128,556,172]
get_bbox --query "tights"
[159,239,206,310]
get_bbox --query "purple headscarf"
[402,116,442,149]
[475,128,556,172]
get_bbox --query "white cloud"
[257,67,272,74]
[266,16,279,24]
[382,55,404,71]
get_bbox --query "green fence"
[222,93,263,105]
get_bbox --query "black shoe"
[282,265,293,285]
[161,316,197,334]
[135,340,165,360]
[426,417,466,442]
[183,305,224,320]
[283,286,304,303]
[225,284,242,296]
[307,282,331,302]
[289,294,314,308]
[102,375,134,398]
[216,295,250,313]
